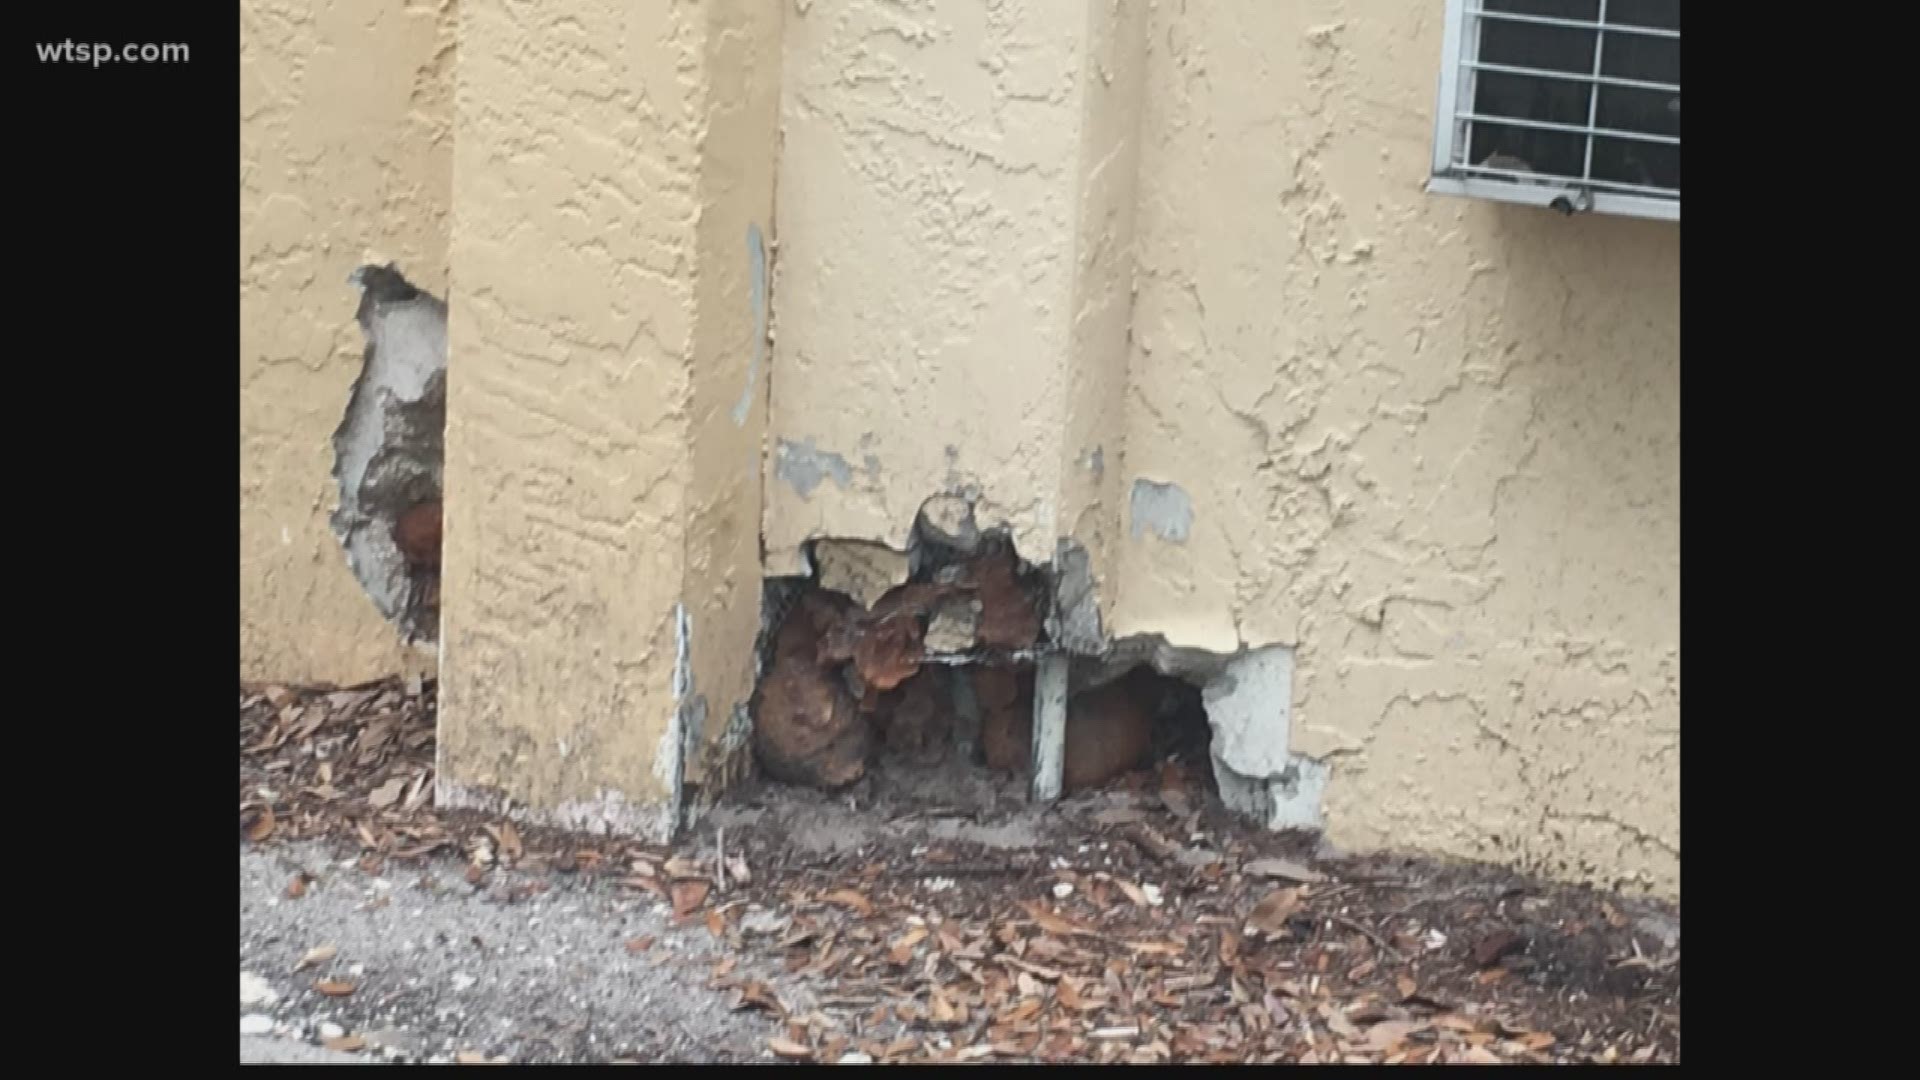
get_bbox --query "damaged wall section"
[744,504,1316,836]
[330,264,447,645]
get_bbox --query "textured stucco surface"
[763,0,1676,895]
[438,0,780,838]
[1113,2,1678,894]
[240,0,455,682]
[764,0,1098,573]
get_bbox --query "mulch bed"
[241,678,1679,1064]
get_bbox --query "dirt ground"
[239,679,1678,1064]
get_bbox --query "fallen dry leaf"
[493,820,523,863]
[295,944,338,972]
[768,1036,813,1060]
[1114,879,1150,907]
[367,776,407,809]
[285,872,311,899]
[1363,1020,1429,1052]
[1056,978,1100,1012]
[1019,900,1100,938]
[889,927,929,964]
[322,1035,366,1053]
[671,878,712,917]
[1243,857,1325,884]
[731,980,787,1017]
[246,804,276,843]
[1244,887,1302,935]
[823,888,875,917]
[1471,930,1524,969]
[1517,1031,1556,1051]
[625,935,655,955]
[313,979,356,997]
[1396,975,1419,1000]
[1000,998,1043,1024]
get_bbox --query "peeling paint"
[775,437,855,499]
[1128,478,1194,544]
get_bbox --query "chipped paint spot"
[775,437,855,499]
[1128,478,1194,543]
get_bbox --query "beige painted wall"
[1114,2,1678,893]
[765,0,1678,893]
[240,0,455,683]
[437,0,782,839]
[764,0,1094,574]
[238,0,1675,892]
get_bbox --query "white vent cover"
[1429,0,1679,221]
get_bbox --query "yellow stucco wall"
[239,0,1675,893]
[763,1,1678,894]
[436,0,782,838]
[240,0,455,683]
[1114,2,1678,893]
[763,0,1093,573]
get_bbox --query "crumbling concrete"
[811,540,909,611]
[329,264,447,645]
[1201,646,1328,832]
[747,507,1325,834]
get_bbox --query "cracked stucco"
[1111,1,1678,894]
[437,0,782,839]
[240,0,455,682]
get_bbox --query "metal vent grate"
[1430,0,1679,221]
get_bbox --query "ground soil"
[239,679,1678,1064]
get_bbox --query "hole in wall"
[742,507,1223,818]
[329,263,446,644]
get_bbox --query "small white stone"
[240,1014,274,1035]
[240,971,278,1007]
[449,972,476,992]
[319,1022,345,1040]
[1141,883,1164,907]
[838,1052,874,1064]
[1052,882,1074,899]
[1424,929,1448,952]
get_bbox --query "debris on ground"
[241,679,1679,1064]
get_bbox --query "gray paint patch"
[1086,446,1104,478]
[775,438,854,499]
[1128,478,1194,543]
[731,223,768,427]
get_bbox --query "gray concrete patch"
[1128,478,1194,543]
[774,437,854,499]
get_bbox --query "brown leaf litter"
[240,678,1679,1064]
